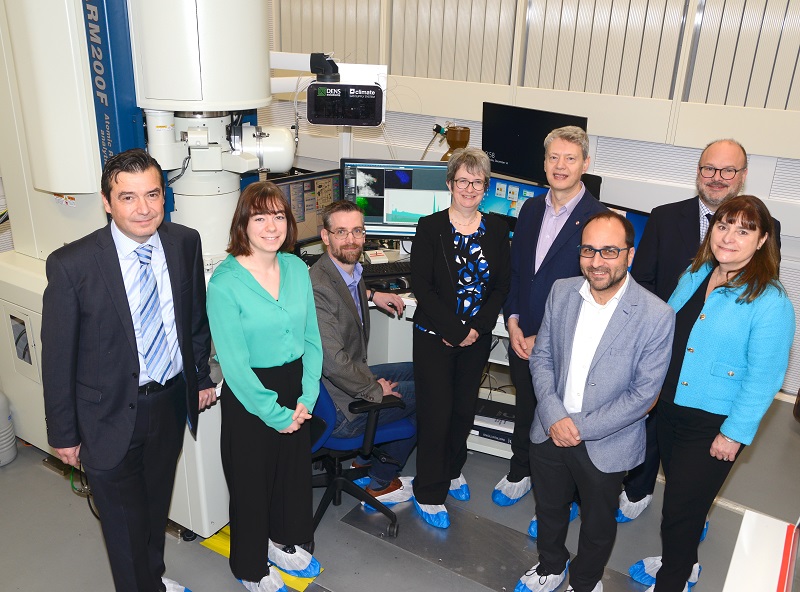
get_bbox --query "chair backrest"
[311,381,337,453]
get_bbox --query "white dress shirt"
[563,273,630,413]
[111,222,182,385]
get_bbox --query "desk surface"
[722,510,798,592]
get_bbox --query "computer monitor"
[482,102,588,186]
[479,174,548,233]
[272,169,342,247]
[603,202,650,255]
[341,158,451,238]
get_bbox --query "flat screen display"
[482,102,588,186]
[273,169,342,246]
[480,175,548,218]
[603,202,650,256]
[341,158,451,238]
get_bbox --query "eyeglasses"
[328,228,366,240]
[698,165,745,180]
[453,178,486,191]
[578,245,632,259]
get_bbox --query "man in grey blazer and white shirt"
[516,211,674,592]
[310,200,417,505]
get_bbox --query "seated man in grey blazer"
[515,211,675,592]
[310,201,417,504]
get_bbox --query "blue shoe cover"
[353,476,370,488]
[413,498,450,529]
[268,555,321,578]
[492,475,532,506]
[616,491,652,523]
[514,561,569,592]
[629,557,659,586]
[629,556,700,589]
[238,577,288,592]
[529,503,578,539]
[569,501,579,521]
[699,519,709,542]
[448,474,471,501]
[267,540,322,578]
[528,516,539,538]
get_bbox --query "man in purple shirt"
[494,127,607,529]
[309,201,417,504]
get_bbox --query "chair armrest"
[348,397,407,459]
[349,398,406,414]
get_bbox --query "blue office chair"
[311,381,416,538]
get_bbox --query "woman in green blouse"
[207,182,322,592]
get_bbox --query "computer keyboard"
[362,260,411,278]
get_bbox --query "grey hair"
[446,147,491,185]
[543,126,590,160]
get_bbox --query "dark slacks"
[508,351,537,482]
[529,439,625,592]
[621,407,661,500]
[83,375,187,592]
[331,362,417,487]
[221,359,313,583]
[412,329,491,504]
[655,399,741,592]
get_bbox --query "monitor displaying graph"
[341,158,451,238]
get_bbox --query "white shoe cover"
[630,556,700,588]
[413,499,450,528]
[267,540,321,578]
[616,490,653,522]
[515,562,568,592]
[240,570,288,592]
[362,475,414,509]
[162,577,191,592]
[566,581,603,592]
[492,475,532,506]
[448,473,471,501]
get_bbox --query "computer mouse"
[368,279,390,291]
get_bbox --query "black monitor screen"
[602,202,650,256]
[341,158,451,238]
[482,102,588,186]
[273,169,342,247]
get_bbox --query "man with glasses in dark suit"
[619,138,781,522]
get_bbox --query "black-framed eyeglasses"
[328,228,366,240]
[453,178,486,191]
[578,245,631,259]
[698,165,745,180]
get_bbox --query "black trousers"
[529,439,625,592]
[221,359,313,583]
[412,329,491,504]
[621,408,661,500]
[84,375,187,592]
[508,351,537,482]
[655,399,741,592]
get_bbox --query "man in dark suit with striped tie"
[41,149,216,592]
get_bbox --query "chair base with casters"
[311,382,416,539]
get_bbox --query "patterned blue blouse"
[416,219,490,335]
[453,219,489,319]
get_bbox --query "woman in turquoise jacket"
[635,195,795,592]
[207,182,322,592]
